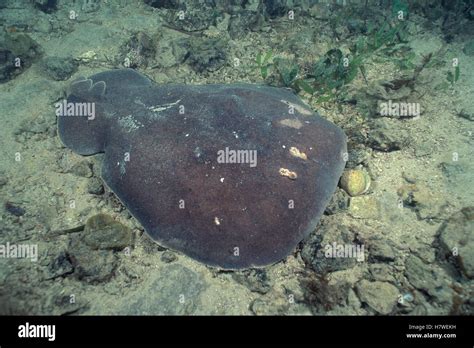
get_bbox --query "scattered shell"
[289,146,307,160]
[279,168,297,180]
[340,169,370,196]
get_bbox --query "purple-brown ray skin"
[58,70,347,269]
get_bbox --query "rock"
[118,264,205,314]
[340,169,371,197]
[83,213,132,251]
[264,0,290,18]
[4,201,26,217]
[463,39,474,56]
[184,37,227,73]
[144,0,184,10]
[120,32,155,69]
[324,187,349,215]
[366,119,409,152]
[346,147,371,169]
[161,250,177,263]
[348,195,381,219]
[87,177,104,195]
[228,10,263,39]
[436,207,474,279]
[34,0,58,13]
[356,280,399,314]
[232,269,272,294]
[0,33,42,83]
[41,56,78,81]
[301,273,351,313]
[47,251,74,279]
[165,3,218,32]
[369,263,396,283]
[69,160,93,178]
[68,234,118,283]
[301,217,360,273]
[404,255,443,295]
[368,239,396,262]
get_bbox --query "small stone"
[69,160,93,178]
[232,269,272,294]
[346,147,370,168]
[4,201,26,217]
[161,250,177,263]
[340,169,370,197]
[87,177,104,195]
[404,255,443,295]
[34,0,58,13]
[47,251,74,279]
[437,207,474,279]
[83,213,132,251]
[41,56,78,81]
[120,32,155,69]
[324,187,349,215]
[356,280,399,314]
[165,4,216,32]
[68,234,118,283]
[369,263,396,283]
[301,217,358,273]
[184,37,227,73]
[348,195,381,219]
[369,239,396,262]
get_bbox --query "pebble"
[232,269,272,294]
[160,250,177,263]
[348,195,381,219]
[4,201,26,216]
[41,56,78,81]
[404,255,443,295]
[368,239,396,262]
[68,234,118,283]
[47,251,74,279]
[87,177,104,195]
[437,207,474,279]
[356,279,399,314]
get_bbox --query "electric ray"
[57,69,347,269]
